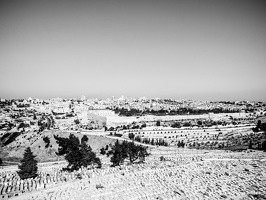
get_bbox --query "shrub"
[160,156,165,161]
[96,184,104,189]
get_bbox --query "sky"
[0,0,266,101]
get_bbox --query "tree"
[180,140,185,148]
[74,119,80,124]
[156,121,161,126]
[257,120,262,129]
[100,147,106,155]
[108,140,149,166]
[248,140,253,149]
[171,122,181,128]
[127,141,139,163]
[108,140,126,166]
[141,123,147,128]
[54,134,101,171]
[17,147,38,180]
[135,136,141,142]
[128,133,135,140]
[197,121,203,126]
[50,116,55,129]
[151,138,155,145]
[261,123,266,131]
[262,140,266,152]
[80,140,101,168]
[18,123,25,130]
[192,142,196,148]
[43,136,50,148]
[122,125,127,130]
[108,127,115,131]
[183,122,191,127]
[138,145,149,162]
[252,127,259,132]
[81,135,88,143]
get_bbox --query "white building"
[87,109,116,118]
[81,95,86,101]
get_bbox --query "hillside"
[0,130,116,162]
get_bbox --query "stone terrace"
[1,148,266,200]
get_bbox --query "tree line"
[106,140,149,166]
[15,134,150,180]
[128,133,169,146]
[114,107,241,117]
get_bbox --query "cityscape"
[1,0,266,199]
[0,96,266,199]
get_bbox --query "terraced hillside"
[1,147,265,200]
[0,130,116,162]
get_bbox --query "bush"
[17,147,38,180]
[96,184,104,189]
[160,156,165,161]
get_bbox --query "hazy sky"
[0,0,266,101]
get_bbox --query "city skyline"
[1,0,266,101]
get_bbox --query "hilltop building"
[81,95,86,101]
[88,109,116,118]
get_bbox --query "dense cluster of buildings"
[102,96,259,113]
[0,96,265,132]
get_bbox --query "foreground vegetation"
[106,140,149,166]
[17,147,38,180]
[54,134,101,171]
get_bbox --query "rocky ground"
[1,147,265,200]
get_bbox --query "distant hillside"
[0,130,116,162]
